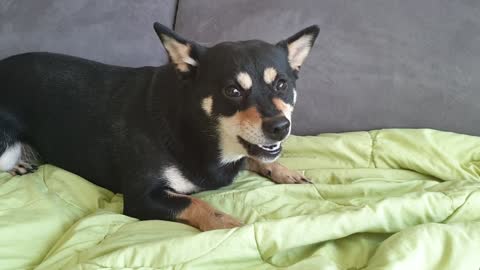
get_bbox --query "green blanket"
[1,129,480,270]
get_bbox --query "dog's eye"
[275,79,288,91]
[223,86,243,99]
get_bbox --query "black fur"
[0,23,319,222]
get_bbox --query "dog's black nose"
[262,116,290,141]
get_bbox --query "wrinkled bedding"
[1,129,480,270]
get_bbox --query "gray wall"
[0,0,177,66]
[176,0,480,135]
[2,0,480,135]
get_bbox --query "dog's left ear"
[153,22,205,75]
[277,25,320,73]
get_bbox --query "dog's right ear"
[277,25,320,75]
[153,22,204,75]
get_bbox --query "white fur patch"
[293,88,297,105]
[0,143,22,171]
[263,67,277,84]
[288,34,314,70]
[284,104,293,122]
[278,100,293,122]
[218,116,248,164]
[202,96,213,116]
[163,166,199,194]
[236,72,253,90]
[161,35,197,72]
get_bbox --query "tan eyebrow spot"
[263,67,277,84]
[236,72,253,90]
[201,96,213,116]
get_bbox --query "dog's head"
[154,23,319,164]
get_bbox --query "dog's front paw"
[246,159,311,184]
[201,211,244,231]
[255,162,311,184]
[176,196,244,231]
[8,162,38,176]
[264,166,311,184]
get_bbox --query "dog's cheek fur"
[217,107,266,163]
[217,115,246,164]
[237,107,265,144]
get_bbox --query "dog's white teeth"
[258,142,281,151]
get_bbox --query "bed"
[2,1,480,269]
[2,129,479,270]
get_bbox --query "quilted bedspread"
[1,129,480,270]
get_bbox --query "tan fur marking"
[263,67,277,84]
[246,158,311,184]
[162,35,197,72]
[237,106,262,125]
[272,98,289,112]
[201,96,213,116]
[236,72,253,90]
[175,194,242,231]
[217,106,263,164]
[272,98,293,123]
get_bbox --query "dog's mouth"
[237,136,282,161]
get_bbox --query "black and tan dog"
[0,23,319,231]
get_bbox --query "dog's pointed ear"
[153,22,205,75]
[277,25,320,73]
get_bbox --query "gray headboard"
[2,0,479,136]
[0,0,177,66]
[175,0,480,135]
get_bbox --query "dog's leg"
[0,113,21,174]
[0,142,22,173]
[9,161,39,176]
[0,143,40,176]
[124,189,242,231]
[8,144,40,176]
[0,112,40,176]
[246,158,311,184]
[173,192,243,231]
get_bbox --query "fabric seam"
[368,130,379,168]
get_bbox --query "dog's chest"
[162,166,201,194]
[161,161,243,194]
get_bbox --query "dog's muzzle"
[238,137,283,162]
[262,116,290,142]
